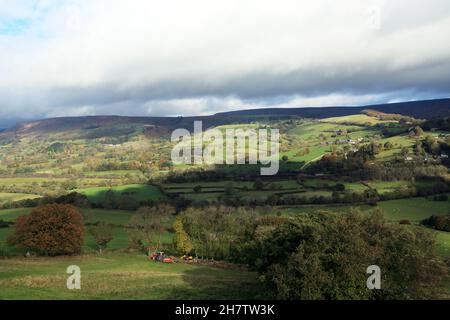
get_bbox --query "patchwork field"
[0,193,40,202]
[322,114,395,126]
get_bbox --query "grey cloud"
[0,0,450,120]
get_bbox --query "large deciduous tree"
[8,204,84,256]
[89,222,114,254]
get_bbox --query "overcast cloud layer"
[1,0,450,123]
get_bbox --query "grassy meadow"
[0,253,260,300]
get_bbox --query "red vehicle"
[150,251,174,263]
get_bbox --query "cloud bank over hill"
[1,0,450,120]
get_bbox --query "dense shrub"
[0,220,12,228]
[433,194,449,201]
[422,215,450,232]
[7,204,85,256]
[244,210,448,300]
[434,216,450,232]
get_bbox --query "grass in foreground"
[0,252,260,300]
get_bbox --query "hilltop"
[216,98,450,119]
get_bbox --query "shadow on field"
[161,266,262,300]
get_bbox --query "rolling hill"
[0,98,448,145]
[216,98,450,119]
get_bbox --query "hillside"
[216,98,450,119]
[0,98,449,142]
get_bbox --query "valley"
[0,102,449,300]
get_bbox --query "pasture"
[0,253,260,300]
[77,184,165,203]
[322,114,395,126]
[0,193,40,202]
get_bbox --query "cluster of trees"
[173,206,259,260]
[172,206,448,299]
[125,205,176,253]
[100,190,142,211]
[1,192,92,210]
[362,109,419,124]
[308,150,448,180]
[422,117,450,131]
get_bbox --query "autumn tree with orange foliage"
[8,204,85,256]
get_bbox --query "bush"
[0,220,12,228]
[7,204,85,256]
[247,210,448,300]
[433,194,449,202]
[399,219,411,225]
[434,216,450,232]
[422,215,450,232]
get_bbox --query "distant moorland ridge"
[1,98,449,139]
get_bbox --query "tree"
[116,195,139,210]
[8,204,84,256]
[400,147,409,158]
[413,126,424,137]
[102,189,118,209]
[383,141,393,150]
[126,204,175,254]
[62,180,78,191]
[173,215,194,254]
[89,222,114,254]
[414,140,424,156]
[364,188,380,205]
[250,210,448,300]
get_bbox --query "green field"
[0,177,67,185]
[283,145,331,163]
[0,193,40,202]
[283,196,449,223]
[375,197,449,222]
[0,208,32,221]
[77,184,165,203]
[0,253,259,300]
[288,122,362,138]
[436,231,450,257]
[322,114,395,126]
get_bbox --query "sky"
[1,0,450,125]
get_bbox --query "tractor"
[149,251,174,263]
